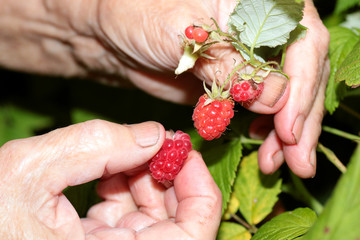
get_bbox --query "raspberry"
[192,28,208,43]
[192,94,234,141]
[185,26,194,39]
[149,131,192,183]
[230,79,264,103]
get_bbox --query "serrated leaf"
[0,104,52,146]
[252,208,317,240]
[335,39,360,86]
[228,0,304,49]
[234,151,282,225]
[325,26,359,113]
[303,144,360,240]
[217,222,252,240]
[335,0,360,14]
[201,138,243,214]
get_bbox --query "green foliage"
[228,0,304,48]
[218,222,252,240]
[335,0,360,14]
[1,0,360,239]
[335,39,360,86]
[303,144,360,240]
[0,104,52,145]
[199,137,243,214]
[228,0,304,62]
[326,26,359,113]
[252,208,317,240]
[234,151,282,225]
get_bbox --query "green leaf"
[325,26,359,113]
[71,108,108,123]
[201,138,243,214]
[234,151,282,225]
[335,39,360,87]
[217,222,252,240]
[0,104,52,146]
[228,0,304,49]
[335,0,360,14]
[252,208,317,240]
[303,144,360,240]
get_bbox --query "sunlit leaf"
[234,151,282,225]
[252,208,317,240]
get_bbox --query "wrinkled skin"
[0,0,329,238]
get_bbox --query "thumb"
[17,120,165,193]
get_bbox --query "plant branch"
[322,125,360,142]
[317,143,347,173]
[231,214,258,234]
[240,135,264,145]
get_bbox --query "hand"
[0,120,222,239]
[0,0,329,178]
[82,0,329,178]
[249,0,330,178]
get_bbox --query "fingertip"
[246,75,290,114]
[284,147,317,179]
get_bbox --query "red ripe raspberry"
[230,80,264,103]
[192,94,234,141]
[185,26,195,39]
[149,131,192,183]
[192,28,208,43]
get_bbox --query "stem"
[211,17,251,56]
[287,171,324,214]
[280,45,287,69]
[220,61,249,93]
[317,143,347,173]
[322,125,360,142]
[240,135,264,145]
[231,214,258,234]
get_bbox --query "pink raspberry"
[230,79,264,103]
[149,131,192,183]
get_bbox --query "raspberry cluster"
[230,79,264,103]
[192,94,234,141]
[149,131,192,183]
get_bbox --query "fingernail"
[310,147,317,178]
[129,122,160,148]
[258,74,288,107]
[309,147,316,167]
[292,115,305,144]
[272,150,284,173]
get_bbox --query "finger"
[174,151,222,239]
[164,187,178,219]
[128,171,168,220]
[282,65,328,178]
[258,130,285,175]
[13,120,166,194]
[86,174,138,227]
[273,2,330,145]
